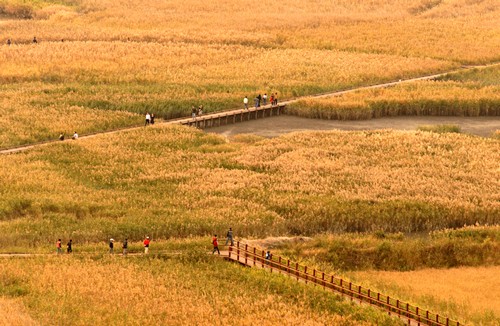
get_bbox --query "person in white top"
[243,96,249,110]
[72,131,78,140]
[145,112,151,126]
[263,93,267,106]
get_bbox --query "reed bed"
[0,126,498,246]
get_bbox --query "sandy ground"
[208,116,500,138]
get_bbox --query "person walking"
[72,131,78,140]
[212,235,220,255]
[270,94,275,107]
[198,105,203,116]
[122,238,128,256]
[243,96,249,110]
[7,39,11,46]
[143,236,150,254]
[32,36,37,44]
[150,113,155,125]
[56,239,62,254]
[191,106,197,119]
[254,96,259,108]
[263,93,267,106]
[265,250,273,265]
[67,239,72,254]
[109,238,114,254]
[257,94,262,107]
[145,112,151,126]
[59,132,65,141]
[273,93,278,106]
[225,228,234,246]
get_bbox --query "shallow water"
[208,115,500,138]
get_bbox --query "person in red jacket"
[212,235,220,255]
[56,239,62,254]
[143,236,150,254]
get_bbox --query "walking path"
[1,62,498,155]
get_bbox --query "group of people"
[243,93,278,110]
[56,239,72,254]
[108,238,131,255]
[144,112,156,126]
[6,37,38,46]
[211,229,273,262]
[211,227,234,255]
[57,236,151,255]
[58,131,79,141]
[56,229,273,260]
[191,105,204,118]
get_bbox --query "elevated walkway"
[224,241,462,326]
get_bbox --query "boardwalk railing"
[181,104,286,128]
[228,241,461,326]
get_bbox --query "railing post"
[304,266,308,284]
[322,272,325,289]
[270,258,272,273]
[396,300,399,317]
[262,250,265,268]
[287,259,290,274]
[253,247,256,266]
[228,244,232,259]
[368,289,371,304]
[237,242,240,262]
[245,244,248,265]
[295,263,299,280]
[312,269,316,286]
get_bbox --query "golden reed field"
[1,0,499,146]
[350,266,500,325]
[288,65,500,120]
[0,0,499,325]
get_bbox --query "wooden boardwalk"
[170,104,286,129]
[2,62,498,155]
[224,241,462,326]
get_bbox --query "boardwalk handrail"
[228,241,461,326]
[181,103,286,128]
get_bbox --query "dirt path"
[208,115,500,138]
[1,63,499,155]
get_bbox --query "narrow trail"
[1,62,498,155]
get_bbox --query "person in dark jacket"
[225,228,234,246]
[67,239,72,253]
[122,239,128,256]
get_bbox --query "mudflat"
[208,116,500,138]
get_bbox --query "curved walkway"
[1,62,499,155]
